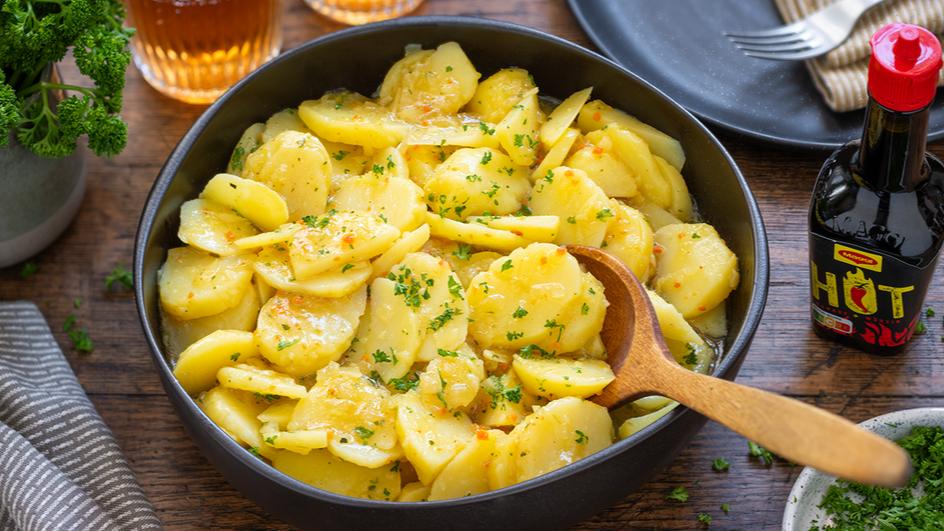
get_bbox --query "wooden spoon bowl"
[568,245,911,488]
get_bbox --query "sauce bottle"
[809,23,944,354]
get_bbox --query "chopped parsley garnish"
[445,65,454,72]
[20,261,38,279]
[720,503,730,514]
[465,173,482,182]
[566,216,577,224]
[666,486,689,503]
[595,208,614,221]
[478,122,495,135]
[483,183,501,198]
[513,134,525,147]
[353,426,374,440]
[332,150,348,161]
[512,306,528,319]
[387,267,430,308]
[683,343,699,366]
[448,276,464,299]
[692,232,701,239]
[500,259,514,272]
[575,430,589,444]
[429,305,461,331]
[453,244,472,261]
[747,441,774,466]
[248,446,262,457]
[927,307,936,318]
[711,457,730,472]
[580,302,590,315]
[518,343,553,359]
[697,513,712,526]
[388,372,420,392]
[341,263,355,273]
[264,435,278,445]
[480,151,492,165]
[229,352,241,361]
[105,265,133,290]
[506,331,524,341]
[544,319,565,341]
[437,348,459,357]
[277,338,300,351]
[386,155,396,169]
[230,146,245,171]
[915,320,928,335]
[371,163,384,175]
[372,349,395,364]
[63,314,93,353]
[543,170,554,183]
[504,386,522,403]
[302,214,331,229]
[253,392,279,402]
[73,298,82,309]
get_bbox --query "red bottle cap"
[868,23,942,112]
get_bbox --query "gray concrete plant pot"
[0,67,87,268]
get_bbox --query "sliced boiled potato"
[402,117,501,150]
[424,147,530,219]
[646,289,714,372]
[261,425,329,454]
[226,122,265,176]
[334,175,425,231]
[255,288,367,376]
[653,223,739,319]
[633,200,683,230]
[234,223,300,250]
[618,403,680,439]
[532,127,580,182]
[159,247,253,320]
[450,250,500,288]
[200,386,272,457]
[379,48,433,103]
[496,88,542,167]
[511,397,614,482]
[487,428,518,490]
[512,355,615,399]
[564,141,638,198]
[380,42,480,122]
[243,130,331,220]
[370,224,431,279]
[178,198,258,256]
[254,247,371,298]
[654,156,693,222]
[400,144,453,188]
[577,99,685,171]
[200,173,289,232]
[603,201,654,282]
[398,482,430,502]
[173,329,257,394]
[257,400,297,428]
[289,211,400,279]
[349,277,422,381]
[395,391,475,485]
[473,372,529,428]
[323,140,371,185]
[540,87,592,147]
[425,212,530,252]
[428,429,503,501]
[388,253,469,362]
[529,167,612,247]
[464,67,536,123]
[298,91,408,149]
[273,449,400,501]
[161,286,260,357]
[289,363,398,458]
[465,215,559,242]
[217,363,308,399]
[607,126,670,209]
[688,301,727,338]
[262,108,311,143]
[418,348,485,410]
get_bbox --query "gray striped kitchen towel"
[0,301,161,531]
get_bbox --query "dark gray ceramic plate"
[567,0,944,150]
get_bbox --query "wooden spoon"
[567,245,910,488]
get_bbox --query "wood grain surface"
[2,1,943,529]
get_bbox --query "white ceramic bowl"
[782,407,944,530]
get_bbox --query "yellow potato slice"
[289,211,399,280]
[529,167,612,247]
[178,199,258,256]
[618,403,680,439]
[564,141,638,198]
[646,289,714,372]
[511,397,614,482]
[532,127,580,183]
[261,424,329,455]
[380,42,480,122]
[257,400,297,428]
[428,429,503,501]
[425,212,530,252]
[379,48,433,102]
[226,122,264,176]
[173,329,257,395]
[200,173,289,232]
[398,482,430,502]
[577,99,685,171]
[450,250,500,288]
[243,130,330,220]
[333,175,426,231]
[159,247,254,320]
[400,144,454,187]
[472,371,529,428]
[418,348,485,410]
[254,271,275,305]
[540,87,592,147]
[653,223,739,319]
[272,449,400,501]
[496,87,543,167]
[254,247,371,298]
[464,67,537,123]
[465,215,559,242]
[512,355,615,400]
[233,223,300,250]
[326,439,402,469]
[161,285,260,357]
[688,301,727,338]
[323,140,371,186]
[632,200,683,230]
[607,126,670,208]
[402,118,501,150]
[654,155,693,222]
[255,288,367,376]
[299,91,409,149]
[348,277,422,381]
[289,363,398,452]
[603,201,654,282]
[487,429,518,490]
[200,386,272,457]
[395,391,475,485]
[370,224,431,279]
[424,147,530,219]
[217,363,308,399]
[261,108,311,143]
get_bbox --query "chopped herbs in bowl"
[783,408,944,531]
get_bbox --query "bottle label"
[809,233,934,348]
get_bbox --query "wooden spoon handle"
[649,362,910,487]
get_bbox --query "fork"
[724,0,885,60]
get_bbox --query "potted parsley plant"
[0,0,133,267]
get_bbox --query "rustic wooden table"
[2,1,942,529]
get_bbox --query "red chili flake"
[512,230,523,236]
[673,282,682,289]
[592,111,602,122]
[342,233,356,244]
[592,146,604,156]
[697,305,706,312]
[476,429,489,440]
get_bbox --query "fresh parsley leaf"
[480,151,492,165]
[453,244,472,261]
[697,513,712,525]
[575,430,589,444]
[277,338,300,351]
[19,261,38,279]
[747,441,774,466]
[512,306,528,319]
[105,265,133,290]
[666,486,689,503]
[711,457,730,472]
[353,426,374,440]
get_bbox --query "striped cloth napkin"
[774,0,944,112]
[0,301,160,531]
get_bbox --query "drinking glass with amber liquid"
[125,0,283,104]
[305,0,423,25]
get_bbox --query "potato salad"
[158,41,740,502]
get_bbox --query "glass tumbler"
[125,0,283,104]
[305,0,424,25]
